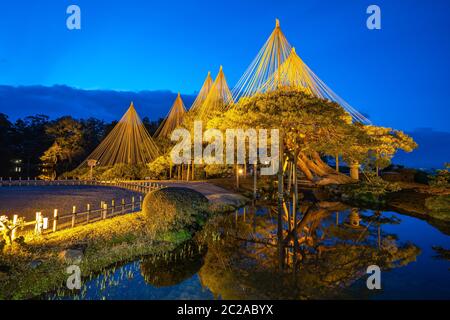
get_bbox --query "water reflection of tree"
[140,241,207,287]
[198,202,420,299]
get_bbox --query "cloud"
[0,85,196,121]
[1,85,448,170]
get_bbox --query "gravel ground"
[0,185,141,221]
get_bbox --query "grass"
[0,211,185,300]
[0,185,247,300]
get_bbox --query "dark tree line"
[0,113,162,179]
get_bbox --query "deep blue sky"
[0,0,449,133]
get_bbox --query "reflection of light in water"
[46,199,449,300]
[198,201,422,299]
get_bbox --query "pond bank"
[322,181,450,234]
[0,185,249,300]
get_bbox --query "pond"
[0,185,141,221]
[47,197,450,300]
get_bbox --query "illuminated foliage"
[363,125,417,173]
[428,163,450,188]
[45,116,83,164]
[210,89,356,183]
[0,215,24,246]
[147,155,171,179]
[209,89,416,182]
[99,163,147,181]
[142,187,210,236]
[39,142,64,180]
[204,164,231,178]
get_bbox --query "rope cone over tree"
[196,66,234,122]
[154,93,187,139]
[232,19,369,124]
[210,19,416,185]
[71,19,416,185]
[78,102,160,168]
[188,71,214,116]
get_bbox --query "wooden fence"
[0,178,165,194]
[0,179,165,239]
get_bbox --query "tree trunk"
[296,156,314,181]
[299,153,328,176]
[311,151,336,174]
[277,132,284,269]
[293,151,299,230]
[253,161,257,199]
[186,162,190,182]
[335,153,339,172]
[295,151,353,185]
[350,162,360,180]
[287,162,292,194]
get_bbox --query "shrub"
[147,156,170,179]
[62,165,112,180]
[343,172,402,205]
[428,163,450,188]
[204,164,231,178]
[100,163,146,180]
[361,172,402,196]
[0,216,25,246]
[142,187,210,237]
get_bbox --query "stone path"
[155,181,249,208]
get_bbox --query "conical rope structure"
[232,19,291,101]
[232,19,370,124]
[154,93,187,139]
[188,71,214,115]
[78,102,160,168]
[196,66,234,122]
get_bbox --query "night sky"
[0,0,449,136]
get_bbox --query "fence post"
[132,196,135,211]
[11,214,18,241]
[34,212,38,234]
[86,203,90,223]
[34,212,41,235]
[53,209,58,232]
[121,199,125,214]
[139,195,143,210]
[111,199,115,215]
[103,203,108,219]
[43,217,49,231]
[71,206,76,228]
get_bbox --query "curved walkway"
[154,181,249,208]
